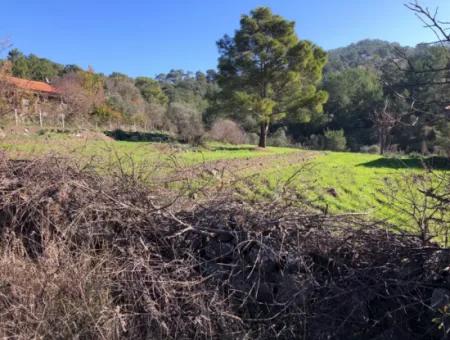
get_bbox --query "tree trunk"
[421,140,429,155]
[379,127,385,155]
[258,122,268,148]
[39,110,43,128]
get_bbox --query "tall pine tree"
[217,7,328,147]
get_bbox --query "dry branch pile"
[0,155,448,339]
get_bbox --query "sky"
[1,0,450,77]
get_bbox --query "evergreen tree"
[216,7,328,147]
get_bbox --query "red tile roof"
[6,76,60,95]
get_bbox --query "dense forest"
[1,9,450,155]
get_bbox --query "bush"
[360,144,380,154]
[146,102,168,131]
[267,127,290,147]
[246,132,259,145]
[305,134,326,150]
[167,102,204,144]
[92,104,123,124]
[324,129,347,151]
[208,119,246,144]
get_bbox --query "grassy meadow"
[0,131,297,165]
[2,130,447,229]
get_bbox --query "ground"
[1,130,448,227]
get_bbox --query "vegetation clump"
[208,118,247,145]
[324,129,347,151]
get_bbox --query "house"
[2,76,65,126]
[5,76,61,97]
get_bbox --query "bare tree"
[0,61,23,121]
[378,3,450,155]
[406,1,450,44]
[0,39,14,117]
[371,100,411,154]
[55,71,105,121]
[382,170,450,246]
[403,2,450,98]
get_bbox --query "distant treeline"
[2,37,450,154]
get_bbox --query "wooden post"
[39,110,43,128]
[14,109,19,126]
[61,113,65,130]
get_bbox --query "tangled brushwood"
[0,155,449,339]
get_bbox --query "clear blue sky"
[1,0,449,77]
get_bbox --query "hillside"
[325,39,405,73]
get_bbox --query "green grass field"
[250,152,420,215]
[0,132,297,165]
[1,131,448,238]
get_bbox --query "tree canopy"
[216,7,328,147]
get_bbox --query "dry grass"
[0,154,448,339]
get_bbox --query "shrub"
[268,127,290,147]
[360,144,380,154]
[105,74,146,118]
[92,104,123,125]
[167,102,204,144]
[306,134,326,150]
[146,102,168,131]
[208,119,246,144]
[324,129,347,151]
[246,132,259,145]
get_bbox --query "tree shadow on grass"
[358,156,450,170]
[104,129,259,152]
[207,145,257,152]
[104,129,175,143]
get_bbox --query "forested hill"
[325,39,405,74]
[1,37,449,155]
[5,39,406,81]
[325,39,406,73]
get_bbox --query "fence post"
[39,110,43,128]
[14,109,19,126]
